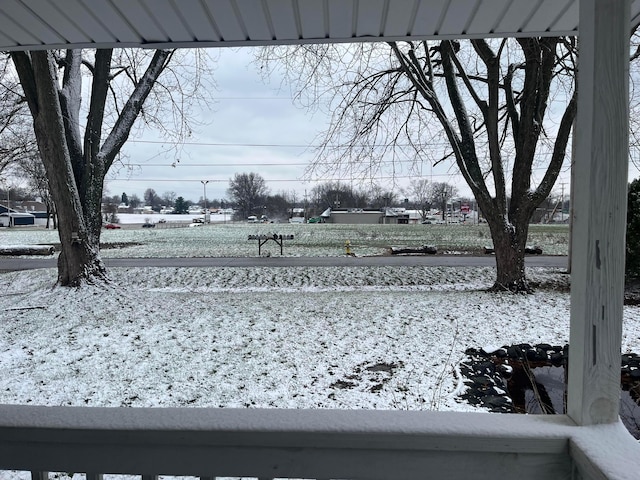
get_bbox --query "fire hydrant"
[345,240,353,256]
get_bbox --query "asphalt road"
[0,255,569,271]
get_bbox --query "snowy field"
[0,218,571,257]
[0,223,637,479]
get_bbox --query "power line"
[127,138,576,150]
[107,171,572,183]
[129,139,313,147]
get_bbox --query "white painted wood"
[4,0,61,44]
[383,0,415,36]
[297,0,326,38]
[0,2,638,480]
[570,421,640,480]
[466,0,510,34]
[0,0,41,45]
[327,0,354,38]
[139,0,193,42]
[21,0,92,43]
[266,0,300,40]
[355,0,385,36]
[412,0,448,35]
[235,1,272,40]
[0,406,574,479]
[0,28,14,48]
[207,0,247,42]
[438,0,474,35]
[494,0,539,33]
[61,0,117,42]
[88,0,142,43]
[552,0,580,31]
[524,0,574,33]
[2,406,637,478]
[568,0,630,426]
[177,0,221,42]
[3,0,621,50]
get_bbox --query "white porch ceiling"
[1,0,640,51]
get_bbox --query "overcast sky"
[104,47,579,206]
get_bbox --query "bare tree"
[10,49,215,286]
[429,182,458,221]
[15,151,56,228]
[259,38,576,291]
[405,178,431,220]
[0,55,34,177]
[128,194,142,209]
[144,188,161,211]
[161,191,177,207]
[367,184,397,209]
[310,181,369,212]
[227,172,269,219]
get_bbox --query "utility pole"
[560,182,566,222]
[303,189,308,222]
[201,180,209,222]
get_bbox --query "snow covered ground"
[0,224,637,479]
[3,265,601,411]
[0,220,571,257]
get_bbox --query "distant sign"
[461,204,471,214]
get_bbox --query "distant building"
[0,209,36,227]
[289,208,305,224]
[320,208,410,225]
[188,205,204,214]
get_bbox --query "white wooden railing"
[1,405,639,480]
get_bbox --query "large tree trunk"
[486,216,530,292]
[25,51,108,286]
[12,49,171,287]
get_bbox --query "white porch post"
[568,0,630,425]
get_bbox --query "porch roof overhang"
[1,0,640,52]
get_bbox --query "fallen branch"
[484,246,543,255]
[0,245,55,256]
[389,245,437,255]
[6,306,47,311]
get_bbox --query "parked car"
[104,223,121,229]
[142,222,155,228]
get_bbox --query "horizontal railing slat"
[0,405,634,479]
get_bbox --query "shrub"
[626,178,640,278]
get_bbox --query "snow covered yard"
[2,265,638,413]
[0,222,571,257]
[0,224,638,480]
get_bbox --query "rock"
[526,349,539,361]
[497,364,513,379]
[471,375,494,387]
[507,345,523,358]
[550,352,564,366]
[473,361,495,375]
[535,347,549,361]
[482,395,512,409]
